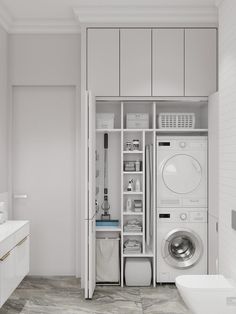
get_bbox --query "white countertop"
[0,220,29,243]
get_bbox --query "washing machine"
[157,136,207,208]
[156,208,207,283]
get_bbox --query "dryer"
[156,208,207,283]
[156,136,207,208]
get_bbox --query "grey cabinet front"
[87,29,119,96]
[152,29,184,96]
[185,28,217,96]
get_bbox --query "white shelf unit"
[95,97,208,288]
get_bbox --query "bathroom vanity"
[0,221,29,307]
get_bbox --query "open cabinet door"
[84,91,96,299]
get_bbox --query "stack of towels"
[123,239,142,254]
[124,219,142,233]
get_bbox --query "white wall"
[218,0,236,280]
[0,26,8,193]
[10,34,80,85]
[9,34,81,276]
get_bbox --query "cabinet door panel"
[15,236,29,286]
[87,29,119,96]
[153,29,184,96]
[120,29,151,96]
[185,29,217,96]
[208,215,219,274]
[0,250,16,307]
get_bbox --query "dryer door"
[162,228,203,269]
[162,154,202,194]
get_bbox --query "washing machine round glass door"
[162,154,202,194]
[162,229,203,269]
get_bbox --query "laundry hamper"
[96,238,120,284]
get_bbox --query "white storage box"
[96,238,120,283]
[126,113,149,129]
[158,113,195,129]
[125,258,152,286]
[96,113,115,129]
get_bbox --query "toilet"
[176,275,236,314]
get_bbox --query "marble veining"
[0,277,192,314]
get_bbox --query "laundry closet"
[81,27,218,299]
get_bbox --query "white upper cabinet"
[152,29,184,96]
[87,29,119,96]
[185,29,217,96]
[120,29,152,96]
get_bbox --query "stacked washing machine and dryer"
[156,136,208,283]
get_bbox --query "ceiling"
[0,0,220,34]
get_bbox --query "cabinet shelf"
[96,226,122,232]
[123,212,143,215]
[96,129,121,133]
[123,192,143,195]
[156,128,208,133]
[123,151,143,154]
[123,252,154,258]
[123,171,143,174]
[123,232,143,236]
[124,129,153,132]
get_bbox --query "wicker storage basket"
[158,113,195,129]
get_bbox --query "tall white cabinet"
[82,26,218,299]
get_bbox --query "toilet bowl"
[176,275,236,314]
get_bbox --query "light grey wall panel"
[10,34,80,85]
[0,26,8,193]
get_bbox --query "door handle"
[0,251,10,262]
[16,237,28,247]
[14,194,28,199]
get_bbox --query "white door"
[12,86,76,276]
[87,29,119,96]
[152,29,184,96]
[84,91,96,299]
[185,29,217,96]
[120,29,152,96]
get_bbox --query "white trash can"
[96,238,120,283]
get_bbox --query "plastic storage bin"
[126,113,149,129]
[96,113,115,129]
[125,258,152,286]
[96,238,120,283]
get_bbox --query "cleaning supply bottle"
[135,178,141,192]
[126,198,132,212]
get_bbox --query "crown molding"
[215,0,224,7]
[0,2,80,34]
[10,19,80,34]
[73,4,218,26]
[0,1,219,34]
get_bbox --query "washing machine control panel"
[158,209,207,223]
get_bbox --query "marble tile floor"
[0,277,192,314]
